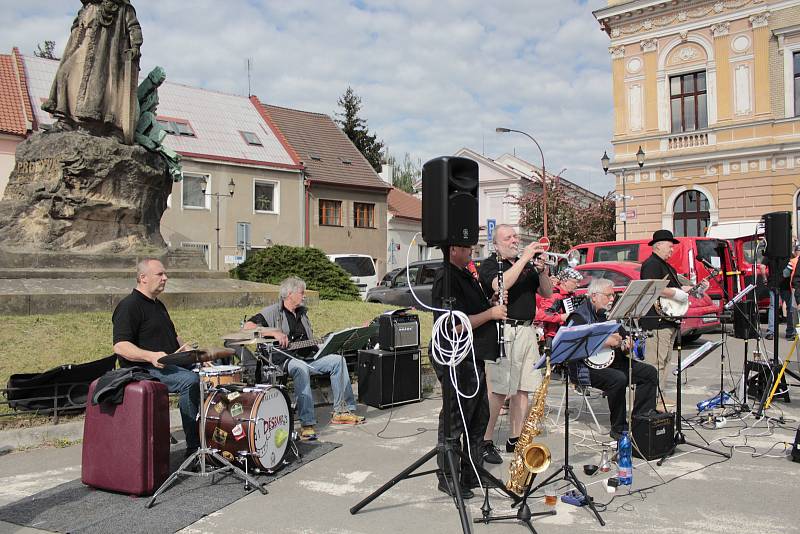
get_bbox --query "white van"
[327,254,378,300]
[705,220,763,240]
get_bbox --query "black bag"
[5,355,117,413]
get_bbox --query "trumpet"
[533,250,581,267]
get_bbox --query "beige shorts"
[486,324,543,395]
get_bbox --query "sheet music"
[608,279,668,321]
[673,340,722,375]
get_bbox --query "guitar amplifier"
[632,411,675,460]
[357,349,421,409]
[378,313,420,350]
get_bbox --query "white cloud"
[0,0,615,193]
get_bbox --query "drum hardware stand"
[146,380,268,508]
[657,325,730,466]
[350,248,520,534]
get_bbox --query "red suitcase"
[81,379,170,496]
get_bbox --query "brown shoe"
[300,425,318,440]
[331,411,365,425]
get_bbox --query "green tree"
[232,245,360,301]
[336,86,384,173]
[516,182,616,252]
[34,40,58,60]
[384,152,420,193]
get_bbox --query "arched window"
[796,191,800,238]
[673,190,710,237]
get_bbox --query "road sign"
[487,219,496,243]
[619,209,636,222]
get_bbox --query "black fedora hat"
[648,229,680,246]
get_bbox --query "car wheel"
[679,333,701,344]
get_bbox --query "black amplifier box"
[357,349,421,409]
[378,313,420,350]
[632,411,675,460]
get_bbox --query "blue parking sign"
[487,219,496,243]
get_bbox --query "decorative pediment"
[666,43,707,66]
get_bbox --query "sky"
[0,0,615,194]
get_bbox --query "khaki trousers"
[646,327,678,394]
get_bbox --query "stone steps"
[0,277,285,315]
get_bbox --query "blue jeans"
[145,364,200,449]
[767,289,796,336]
[288,354,356,426]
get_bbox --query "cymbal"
[158,347,235,366]
[227,337,275,346]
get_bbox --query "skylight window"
[157,117,195,137]
[240,131,262,146]
[310,152,322,161]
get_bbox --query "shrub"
[232,245,360,301]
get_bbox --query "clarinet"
[497,253,507,359]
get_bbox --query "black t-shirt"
[639,253,681,330]
[432,261,499,361]
[478,253,540,320]
[112,289,179,367]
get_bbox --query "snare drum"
[202,385,292,471]
[198,364,243,387]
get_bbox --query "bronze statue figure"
[42,0,142,143]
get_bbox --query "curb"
[0,408,184,452]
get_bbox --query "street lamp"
[496,127,548,238]
[200,177,236,270]
[600,146,644,240]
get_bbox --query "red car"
[572,261,720,342]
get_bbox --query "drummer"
[242,277,364,441]
[112,258,201,458]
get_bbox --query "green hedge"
[232,245,360,300]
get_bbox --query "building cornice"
[597,0,796,45]
[178,152,304,173]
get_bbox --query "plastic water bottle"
[617,432,632,486]
[696,391,731,412]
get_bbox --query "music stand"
[673,341,723,377]
[530,321,621,527]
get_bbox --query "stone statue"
[135,66,183,181]
[42,0,143,144]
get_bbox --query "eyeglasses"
[599,292,615,298]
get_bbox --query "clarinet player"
[478,224,551,464]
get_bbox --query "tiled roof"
[0,54,27,136]
[12,48,35,130]
[21,55,300,170]
[261,104,391,191]
[388,187,421,221]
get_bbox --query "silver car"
[365,260,442,307]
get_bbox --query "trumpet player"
[478,224,552,464]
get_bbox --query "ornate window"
[794,52,800,116]
[673,190,710,237]
[670,71,707,132]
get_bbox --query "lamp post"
[200,177,235,270]
[496,127,548,238]
[601,146,644,240]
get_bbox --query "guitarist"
[640,229,708,408]
[243,276,364,441]
[566,278,658,440]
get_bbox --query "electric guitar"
[656,268,720,318]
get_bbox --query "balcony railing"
[667,132,709,149]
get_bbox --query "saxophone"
[506,356,552,494]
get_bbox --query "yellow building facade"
[595,0,800,240]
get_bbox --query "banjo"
[585,335,646,370]
[656,268,720,318]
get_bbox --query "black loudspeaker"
[763,211,792,259]
[357,349,421,409]
[746,360,790,403]
[632,411,675,460]
[792,426,800,462]
[421,156,479,246]
[732,297,759,340]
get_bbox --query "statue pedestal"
[0,130,171,253]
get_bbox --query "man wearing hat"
[639,230,707,406]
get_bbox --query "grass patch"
[0,301,434,420]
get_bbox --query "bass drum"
[202,385,293,472]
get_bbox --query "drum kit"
[147,330,296,507]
